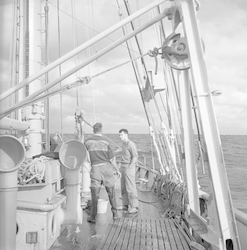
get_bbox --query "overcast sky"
[0,0,246,135]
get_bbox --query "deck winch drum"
[0,135,25,250]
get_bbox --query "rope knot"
[148,47,161,75]
[77,76,91,85]
[148,47,160,57]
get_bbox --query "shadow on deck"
[50,181,190,250]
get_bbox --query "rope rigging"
[20,4,201,247]
[123,0,164,124]
[56,0,64,138]
[71,0,80,107]
[115,0,151,127]
[1,49,156,118]
[148,4,184,182]
[44,0,50,151]
[120,1,173,177]
[47,0,141,57]
[13,0,21,123]
[88,0,97,124]
[71,0,86,141]
[119,1,185,183]
[8,1,183,183]
[7,1,182,182]
[2,2,238,249]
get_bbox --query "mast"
[21,0,44,157]
[178,0,241,249]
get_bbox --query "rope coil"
[18,156,50,185]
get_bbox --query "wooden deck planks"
[140,218,146,249]
[170,219,190,250]
[105,218,124,250]
[155,219,165,249]
[134,218,142,249]
[164,217,178,250]
[98,217,191,250]
[146,218,153,250]
[51,185,191,250]
[168,219,184,250]
[160,218,172,249]
[151,219,159,250]
[137,188,163,218]
[127,217,137,250]
[118,218,133,250]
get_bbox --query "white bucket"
[97,199,108,214]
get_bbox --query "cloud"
[0,0,246,135]
[198,0,247,134]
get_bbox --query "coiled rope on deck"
[137,172,187,218]
[18,156,50,185]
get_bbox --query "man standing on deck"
[118,129,139,214]
[84,122,121,223]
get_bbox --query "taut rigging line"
[1,49,162,118]
[115,0,151,126]
[123,0,163,123]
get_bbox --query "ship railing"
[199,190,247,248]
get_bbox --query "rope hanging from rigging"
[114,0,151,127]
[74,108,84,142]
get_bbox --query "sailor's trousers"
[90,162,115,188]
[120,163,139,209]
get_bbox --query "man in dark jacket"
[84,122,121,223]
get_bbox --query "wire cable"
[47,0,141,56]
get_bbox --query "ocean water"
[62,134,247,213]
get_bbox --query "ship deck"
[51,179,190,250]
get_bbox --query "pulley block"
[161,33,190,70]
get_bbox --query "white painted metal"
[23,1,43,157]
[58,140,88,224]
[0,117,30,131]
[0,135,25,250]
[179,0,241,249]
[16,207,62,250]
[178,70,200,214]
[199,191,247,249]
[42,1,50,151]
